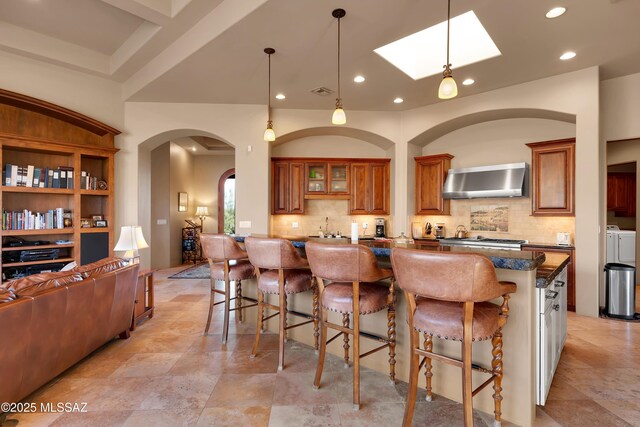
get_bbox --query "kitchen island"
[234,235,565,426]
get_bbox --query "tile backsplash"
[270,199,392,238]
[412,198,575,245]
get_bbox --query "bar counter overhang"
[231,235,559,427]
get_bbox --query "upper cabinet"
[415,154,453,215]
[527,138,575,216]
[607,172,636,217]
[271,157,390,215]
[272,160,304,214]
[349,160,390,215]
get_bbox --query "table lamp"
[114,225,149,264]
[196,206,209,229]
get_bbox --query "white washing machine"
[606,225,636,266]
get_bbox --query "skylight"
[374,11,501,80]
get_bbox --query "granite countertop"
[234,235,545,272]
[534,252,571,288]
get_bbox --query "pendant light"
[438,0,458,99]
[263,47,276,142]
[331,8,346,125]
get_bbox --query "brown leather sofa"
[0,258,139,406]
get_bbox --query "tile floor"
[3,269,640,427]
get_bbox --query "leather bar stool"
[200,234,258,344]
[244,236,319,371]
[305,241,396,410]
[391,248,517,427]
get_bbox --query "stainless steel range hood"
[443,162,529,199]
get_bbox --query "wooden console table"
[131,269,154,331]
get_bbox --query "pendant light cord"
[446,0,451,69]
[337,16,341,99]
[267,52,271,121]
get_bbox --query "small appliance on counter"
[456,225,468,239]
[375,218,386,238]
[411,222,423,239]
[556,232,571,246]
[434,223,445,239]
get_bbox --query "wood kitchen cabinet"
[607,172,636,217]
[272,160,304,214]
[415,154,453,215]
[349,160,390,215]
[271,157,389,215]
[527,138,575,216]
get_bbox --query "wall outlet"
[157,219,167,225]
[239,220,251,228]
[292,222,299,229]
[362,223,368,230]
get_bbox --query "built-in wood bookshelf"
[0,88,120,282]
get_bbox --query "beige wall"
[607,139,640,270]
[271,135,388,158]
[150,143,171,269]
[413,118,576,243]
[169,143,195,266]
[192,155,235,234]
[602,73,640,141]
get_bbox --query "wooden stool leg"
[343,313,350,367]
[251,291,264,358]
[402,328,420,427]
[492,330,504,427]
[278,269,287,370]
[204,277,216,335]
[313,282,320,352]
[387,305,396,383]
[313,307,328,390]
[236,280,243,323]
[424,333,434,401]
[222,278,231,344]
[353,312,360,410]
[462,302,474,427]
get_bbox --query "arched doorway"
[218,168,235,233]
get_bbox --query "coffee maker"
[375,218,386,238]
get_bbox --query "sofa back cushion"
[8,272,84,297]
[0,289,17,303]
[73,257,128,278]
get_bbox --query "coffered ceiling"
[1,0,639,111]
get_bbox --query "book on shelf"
[2,164,75,188]
[2,208,68,231]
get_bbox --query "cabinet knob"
[134,299,139,303]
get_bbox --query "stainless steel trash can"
[604,263,636,319]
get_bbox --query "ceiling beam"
[122,0,268,100]
[98,0,172,26]
[0,22,110,76]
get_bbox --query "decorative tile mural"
[470,205,509,232]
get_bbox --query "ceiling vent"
[310,87,334,96]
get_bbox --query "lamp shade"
[114,226,148,251]
[263,126,276,142]
[438,76,458,99]
[196,206,209,217]
[332,107,346,125]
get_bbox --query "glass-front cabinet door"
[305,163,327,194]
[328,163,349,194]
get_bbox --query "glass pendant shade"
[332,102,346,125]
[438,75,458,99]
[263,120,275,141]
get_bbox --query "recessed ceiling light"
[374,11,501,80]
[462,78,475,85]
[191,147,196,152]
[353,75,366,83]
[560,51,576,60]
[546,7,566,19]
[275,93,286,100]
[393,97,404,104]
